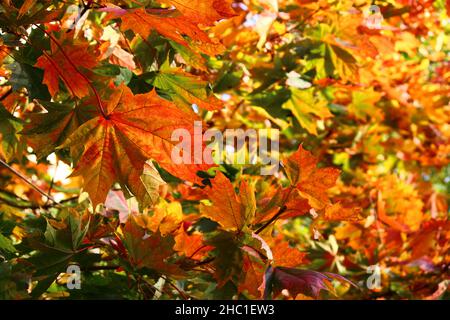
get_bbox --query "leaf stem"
[254,205,287,235]
[163,276,190,300]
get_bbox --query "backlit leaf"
[61,84,210,207]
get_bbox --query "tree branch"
[0,158,58,204]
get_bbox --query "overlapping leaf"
[154,64,223,112]
[22,101,96,159]
[119,216,183,275]
[61,84,210,207]
[108,8,225,56]
[160,0,236,25]
[263,266,356,299]
[200,172,256,232]
[35,41,97,98]
[283,145,340,210]
[0,104,24,162]
[282,88,333,135]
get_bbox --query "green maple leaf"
[0,104,25,162]
[282,88,332,135]
[153,62,222,113]
[21,101,95,159]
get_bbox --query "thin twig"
[44,161,58,206]
[0,158,58,203]
[163,277,190,300]
[0,195,77,209]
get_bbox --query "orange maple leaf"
[61,84,210,207]
[239,239,307,298]
[322,202,362,222]
[120,216,183,275]
[111,8,225,55]
[239,253,266,297]
[272,241,307,268]
[283,145,340,209]
[35,42,97,98]
[200,172,256,232]
[174,226,212,260]
[160,0,236,25]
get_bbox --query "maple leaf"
[105,161,167,213]
[282,88,333,135]
[35,41,97,98]
[282,189,312,219]
[239,239,307,298]
[60,84,210,207]
[206,231,243,286]
[253,187,311,227]
[137,162,168,208]
[98,26,136,71]
[119,216,183,275]
[200,172,256,232]
[348,88,383,121]
[238,253,266,297]
[322,202,362,222]
[283,145,340,210]
[263,266,356,299]
[103,189,137,223]
[252,188,285,225]
[307,23,359,82]
[239,232,308,294]
[134,200,183,236]
[170,41,207,71]
[0,104,25,162]
[159,0,236,25]
[174,226,212,260]
[409,220,450,260]
[377,177,425,232]
[22,101,96,159]
[110,8,225,56]
[153,64,223,112]
[272,241,307,268]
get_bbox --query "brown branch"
[0,195,78,210]
[0,158,58,204]
[188,244,210,259]
[195,257,215,266]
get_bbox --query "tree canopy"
[0,0,449,300]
